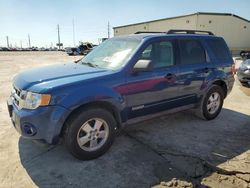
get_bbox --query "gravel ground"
[0,52,249,188]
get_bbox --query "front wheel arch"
[60,101,121,138]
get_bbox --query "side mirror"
[133,59,153,72]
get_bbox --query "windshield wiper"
[74,58,82,63]
[82,61,99,68]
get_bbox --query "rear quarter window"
[206,39,231,61]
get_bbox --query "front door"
[125,40,182,119]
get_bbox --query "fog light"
[23,123,37,136]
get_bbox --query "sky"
[0,0,249,48]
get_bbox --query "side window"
[141,45,152,60]
[179,40,206,64]
[140,41,174,68]
[206,39,231,61]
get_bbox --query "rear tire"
[63,108,116,160]
[196,85,224,120]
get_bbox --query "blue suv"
[7,30,234,160]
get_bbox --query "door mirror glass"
[133,60,153,72]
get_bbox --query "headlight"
[23,92,51,109]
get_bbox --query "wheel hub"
[207,92,221,114]
[77,118,109,152]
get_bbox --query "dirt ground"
[0,52,249,188]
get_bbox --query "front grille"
[14,87,21,96]
[12,86,23,109]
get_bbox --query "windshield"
[78,38,141,70]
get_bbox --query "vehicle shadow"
[19,108,250,187]
[18,133,183,188]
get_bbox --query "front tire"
[64,108,116,160]
[196,85,224,120]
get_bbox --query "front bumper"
[7,97,70,144]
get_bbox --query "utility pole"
[57,24,61,49]
[6,36,9,48]
[72,19,76,46]
[28,34,31,48]
[108,22,110,38]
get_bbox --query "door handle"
[203,68,209,73]
[164,73,175,80]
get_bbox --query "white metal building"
[113,12,250,54]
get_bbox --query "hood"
[13,62,110,92]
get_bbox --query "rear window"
[206,39,231,61]
[179,39,206,65]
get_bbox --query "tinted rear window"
[206,39,231,61]
[179,39,206,65]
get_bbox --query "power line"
[57,24,61,49]
[6,36,9,48]
[108,21,110,38]
[28,34,31,48]
[72,18,76,46]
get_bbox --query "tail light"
[231,63,236,75]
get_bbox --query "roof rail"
[134,31,166,34]
[167,29,214,35]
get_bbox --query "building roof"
[113,12,250,29]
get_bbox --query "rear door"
[177,38,210,104]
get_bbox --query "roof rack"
[134,29,214,35]
[134,31,165,34]
[167,29,214,35]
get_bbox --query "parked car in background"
[237,59,250,86]
[7,30,234,160]
[66,42,95,56]
[1,47,10,51]
[65,47,81,55]
[79,42,93,55]
[240,51,250,60]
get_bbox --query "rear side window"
[206,39,231,61]
[179,39,206,65]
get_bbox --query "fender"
[201,66,233,98]
[51,83,126,122]
[56,84,125,110]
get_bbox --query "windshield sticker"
[103,49,132,67]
